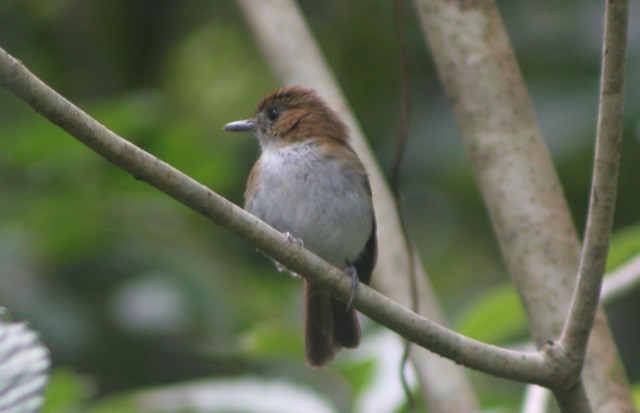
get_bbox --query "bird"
[224,86,377,368]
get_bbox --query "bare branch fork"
[413,0,630,410]
[0,45,556,386]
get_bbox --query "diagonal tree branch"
[555,1,629,410]
[0,0,632,410]
[0,44,567,391]
[559,0,628,364]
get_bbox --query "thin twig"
[390,0,412,198]
[398,345,414,411]
[391,0,419,410]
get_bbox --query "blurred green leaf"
[337,357,376,398]
[632,383,640,411]
[455,283,527,344]
[41,368,93,413]
[240,319,303,360]
[606,222,640,271]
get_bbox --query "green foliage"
[455,284,527,345]
[632,383,640,410]
[41,369,93,413]
[337,357,377,399]
[606,223,640,271]
[86,397,140,413]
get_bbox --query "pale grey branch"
[0,45,558,390]
[559,0,628,361]
[412,0,633,411]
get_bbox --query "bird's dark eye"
[267,107,281,121]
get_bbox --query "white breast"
[246,141,373,269]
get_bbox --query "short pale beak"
[223,119,255,132]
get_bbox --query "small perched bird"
[224,86,377,368]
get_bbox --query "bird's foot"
[283,232,304,248]
[345,265,359,311]
[275,232,304,275]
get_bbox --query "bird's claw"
[275,232,304,275]
[284,232,304,248]
[345,265,359,311]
